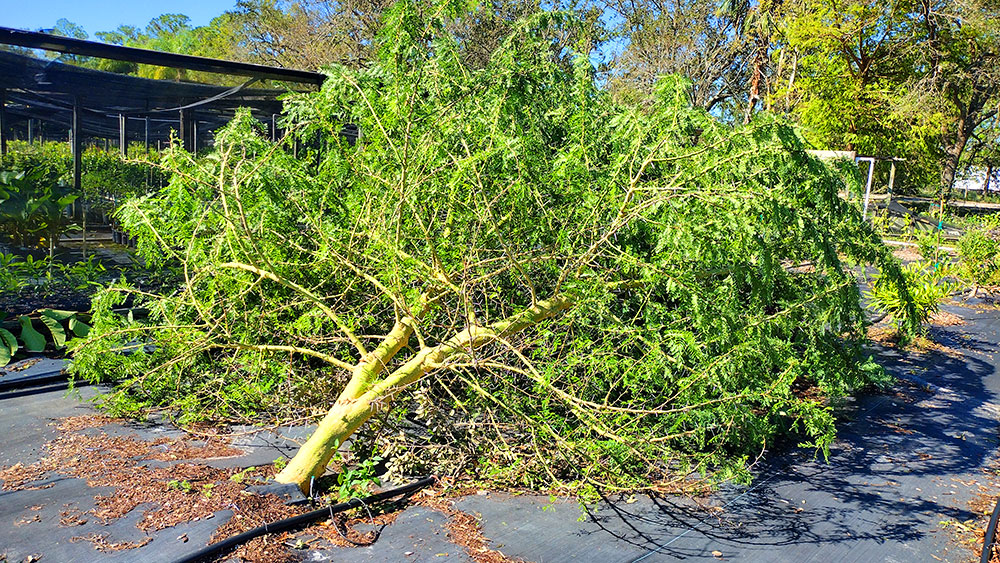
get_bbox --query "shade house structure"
[0,26,328,192]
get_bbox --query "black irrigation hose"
[982,497,1000,563]
[173,475,436,563]
[0,370,87,394]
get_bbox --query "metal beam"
[857,157,876,219]
[178,109,188,151]
[0,88,6,156]
[0,26,325,85]
[887,161,897,203]
[72,97,81,193]
[119,113,126,157]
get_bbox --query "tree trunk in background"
[940,119,971,201]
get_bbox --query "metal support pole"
[144,117,150,152]
[193,120,198,152]
[0,89,6,156]
[862,158,875,219]
[119,114,126,157]
[271,114,277,142]
[178,109,187,151]
[28,118,34,144]
[72,98,82,193]
[887,161,897,203]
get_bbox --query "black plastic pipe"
[0,370,89,394]
[982,496,1000,563]
[173,476,436,563]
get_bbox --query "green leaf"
[69,317,91,338]
[39,314,67,349]
[19,316,46,353]
[40,309,76,321]
[0,327,17,356]
[0,327,17,367]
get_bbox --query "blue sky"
[2,0,240,36]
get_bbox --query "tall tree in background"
[226,0,581,71]
[718,0,784,123]
[776,0,941,192]
[600,0,749,114]
[906,0,1000,197]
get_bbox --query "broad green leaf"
[69,317,91,338]
[0,327,16,367]
[0,328,17,356]
[19,316,46,353]
[40,309,76,321]
[39,314,67,348]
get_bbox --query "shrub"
[867,261,952,334]
[957,220,1000,288]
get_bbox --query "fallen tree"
[72,0,916,494]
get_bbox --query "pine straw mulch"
[0,415,523,563]
[0,414,306,562]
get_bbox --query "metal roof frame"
[0,27,328,192]
[0,27,325,85]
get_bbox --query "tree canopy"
[71,0,915,493]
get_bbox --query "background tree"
[775,0,941,192]
[718,0,785,123]
[903,0,1000,197]
[599,0,750,114]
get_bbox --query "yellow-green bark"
[274,295,572,491]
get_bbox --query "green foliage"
[957,220,1000,287]
[0,309,91,366]
[334,455,383,501]
[867,261,952,334]
[72,1,916,492]
[82,145,167,209]
[0,169,78,248]
[915,229,944,263]
[0,140,165,215]
[167,479,194,493]
[0,252,107,294]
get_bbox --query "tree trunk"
[274,295,573,492]
[940,134,969,201]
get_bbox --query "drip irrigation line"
[173,476,435,563]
